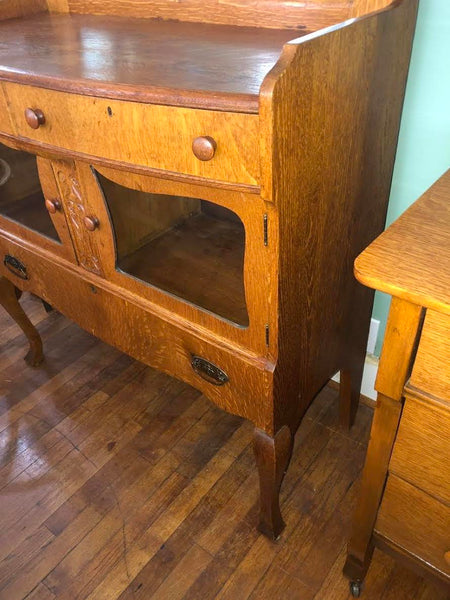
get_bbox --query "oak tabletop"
[354,169,450,315]
[0,13,302,112]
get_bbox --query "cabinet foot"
[339,364,365,430]
[0,277,44,367]
[253,425,293,540]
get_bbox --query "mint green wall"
[372,0,450,356]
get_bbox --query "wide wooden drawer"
[2,82,260,186]
[0,234,274,430]
[390,393,450,504]
[375,475,450,580]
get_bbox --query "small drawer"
[390,393,450,504]
[3,82,260,187]
[375,475,450,579]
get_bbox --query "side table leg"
[0,276,44,367]
[253,425,293,540]
[344,393,402,582]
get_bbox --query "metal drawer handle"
[4,255,28,280]
[191,356,229,386]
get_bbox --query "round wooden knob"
[445,551,450,566]
[84,216,99,232]
[24,108,46,130]
[192,136,217,161]
[45,198,61,214]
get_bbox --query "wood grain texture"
[260,0,418,431]
[253,425,293,539]
[375,475,450,582]
[46,0,69,11]
[65,0,350,30]
[355,170,450,316]
[408,310,450,401]
[51,159,104,276]
[0,15,299,113]
[0,84,15,135]
[0,132,259,194]
[0,0,47,21]
[344,393,402,579]
[4,82,260,185]
[390,393,450,506]
[350,0,395,17]
[375,297,423,401]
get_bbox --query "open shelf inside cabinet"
[0,144,59,242]
[96,171,249,326]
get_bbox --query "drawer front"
[409,309,450,401]
[0,234,274,431]
[375,475,450,579]
[3,82,260,186]
[390,393,450,504]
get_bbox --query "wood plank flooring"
[0,293,447,600]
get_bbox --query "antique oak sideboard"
[0,0,418,539]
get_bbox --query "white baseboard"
[332,355,379,401]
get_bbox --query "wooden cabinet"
[0,0,418,539]
[345,171,450,596]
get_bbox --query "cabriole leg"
[0,276,44,367]
[253,425,293,540]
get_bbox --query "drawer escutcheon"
[191,356,229,386]
[4,255,29,280]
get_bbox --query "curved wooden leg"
[0,276,44,367]
[253,425,293,540]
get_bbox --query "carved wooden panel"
[52,159,104,276]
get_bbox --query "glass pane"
[96,171,248,327]
[0,143,60,242]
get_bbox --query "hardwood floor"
[0,293,446,600]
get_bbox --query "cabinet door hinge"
[265,324,270,346]
[263,214,268,246]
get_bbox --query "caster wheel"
[350,581,362,597]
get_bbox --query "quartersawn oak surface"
[0,13,303,112]
[354,169,450,316]
[0,294,446,600]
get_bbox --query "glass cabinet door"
[96,170,249,327]
[0,144,59,240]
[0,142,75,260]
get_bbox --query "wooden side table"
[344,170,450,596]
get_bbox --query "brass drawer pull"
[192,136,217,161]
[191,355,228,386]
[4,255,28,280]
[24,107,46,130]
